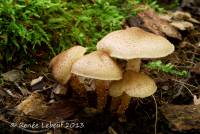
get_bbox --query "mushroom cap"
[49,46,86,85]
[109,71,157,98]
[97,27,174,59]
[71,51,122,80]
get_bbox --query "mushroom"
[97,27,174,117]
[71,50,122,111]
[49,46,86,94]
[97,27,174,72]
[109,71,157,116]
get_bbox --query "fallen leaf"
[127,10,182,39]
[16,92,48,117]
[1,70,24,82]
[145,10,182,39]
[172,11,200,24]
[30,76,43,86]
[171,21,194,31]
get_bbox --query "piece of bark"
[144,10,182,39]
[127,10,182,40]
[161,104,200,131]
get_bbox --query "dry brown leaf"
[171,21,194,31]
[127,10,182,40]
[16,92,48,117]
[172,11,200,24]
[1,70,24,82]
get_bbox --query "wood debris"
[127,9,182,39]
[161,104,200,131]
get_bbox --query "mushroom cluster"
[97,27,174,116]
[49,27,175,117]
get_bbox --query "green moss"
[145,60,189,77]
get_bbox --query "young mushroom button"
[71,50,123,111]
[97,27,175,72]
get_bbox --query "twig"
[2,88,21,98]
[171,79,198,89]
[171,78,196,100]
[14,82,30,95]
[152,95,157,134]
[108,126,118,134]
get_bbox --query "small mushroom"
[49,46,86,94]
[71,50,122,111]
[109,71,157,117]
[97,27,174,72]
[50,46,86,85]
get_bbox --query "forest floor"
[0,2,200,134]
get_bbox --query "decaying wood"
[161,104,200,131]
[127,10,182,40]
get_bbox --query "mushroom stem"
[126,58,141,72]
[69,75,87,97]
[117,93,131,115]
[110,97,121,112]
[53,84,68,95]
[95,80,108,111]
